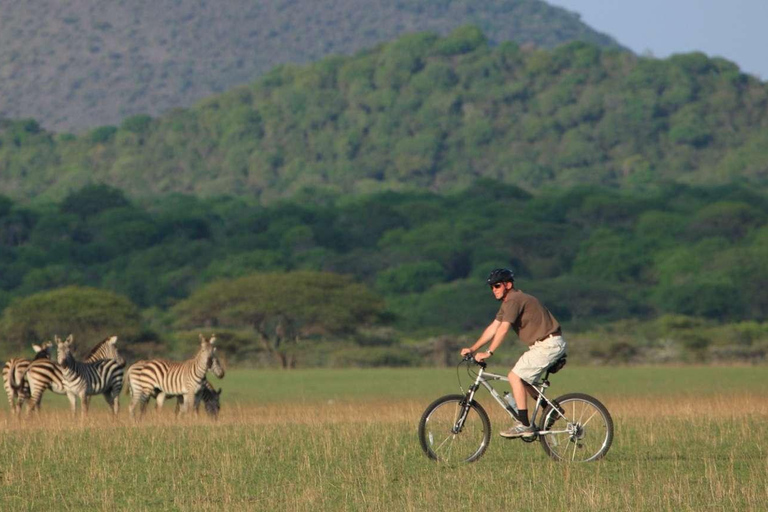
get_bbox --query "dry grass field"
[1,367,767,511]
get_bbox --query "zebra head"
[199,334,225,379]
[55,335,76,367]
[85,335,122,363]
[31,341,53,360]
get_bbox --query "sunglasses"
[490,283,506,289]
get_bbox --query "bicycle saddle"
[547,355,567,374]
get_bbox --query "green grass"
[2,366,768,511]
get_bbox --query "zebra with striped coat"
[25,335,123,415]
[3,342,53,415]
[126,360,222,418]
[127,334,224,418]
[55,335,125,416]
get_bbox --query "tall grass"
[2,367,767,511]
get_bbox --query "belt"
[537,331,562,342]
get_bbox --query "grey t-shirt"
[495,289,561,346]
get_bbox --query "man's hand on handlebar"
[460,348,490,365]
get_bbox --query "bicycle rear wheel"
[418,394,491,463]
[539,393,613,462]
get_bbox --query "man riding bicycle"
[461,268,566,438]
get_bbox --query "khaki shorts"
[512,336,567,384]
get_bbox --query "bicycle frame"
[456,365,566,436]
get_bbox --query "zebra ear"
[32,344,42,353]
[199,333,205,345]
[108,336,118,345]
[210,335,216,345]
[65,334,74,344]
[55,335,61,344]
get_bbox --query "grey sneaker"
[499,421,536,438]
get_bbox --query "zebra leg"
[129,393,139,419]
[180,392,195,415]
[17,383,31,413]
[66,392,77,417]
[3,378,15,414]
[11,391,21,416]
[81,392,90,416]
[139,394,149,414]
[133,391,152,418]
[26,383,44,417]
[175,396,183,416]
[155,392,167,412]
[104,391,119,416]
[110,388,120,416]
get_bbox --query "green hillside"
[0,0,622,132]
[1,28,767,203]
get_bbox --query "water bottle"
[502,392,518,412]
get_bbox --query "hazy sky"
[547,0,768,79]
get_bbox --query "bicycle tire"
[418,394,491,464]
[539,393,613,462]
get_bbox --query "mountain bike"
[418,354,613,463]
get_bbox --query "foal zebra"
[186,381,222,419]
[3,342,53,415]
[127,334,224,418]
[55,335,125,416]
[24,335,123,415]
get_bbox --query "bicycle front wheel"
[539,393,613,462]
[418,394,491,464]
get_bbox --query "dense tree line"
[0,182,766,365]
[0,29,766,202]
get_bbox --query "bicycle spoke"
[581,410,599,428]
[434,433,454,455]
[576,401,586,425]
[570,436,578,462]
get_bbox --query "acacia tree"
[171,271,384,368]
[0,286,142,353]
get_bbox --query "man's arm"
[485,321,511,355]
[461,320,503,356]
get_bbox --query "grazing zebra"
[55,335,125,416]
[175,380,222,419]
[128,334,224,418]
[126,360,222,418]
[25,335,123,415]
[3,342,53,415]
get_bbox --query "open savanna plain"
[1,366,767,511]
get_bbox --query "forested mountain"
[0,0,622,131]
[1,29,767,203]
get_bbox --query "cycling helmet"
[486,268,515,285]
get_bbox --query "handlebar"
[462,353,487,369]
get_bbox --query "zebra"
[126,360,222,418]
[24,335,123,415]
[127,334,224,418]
[3,341,53,415]
[55,335,125,416]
